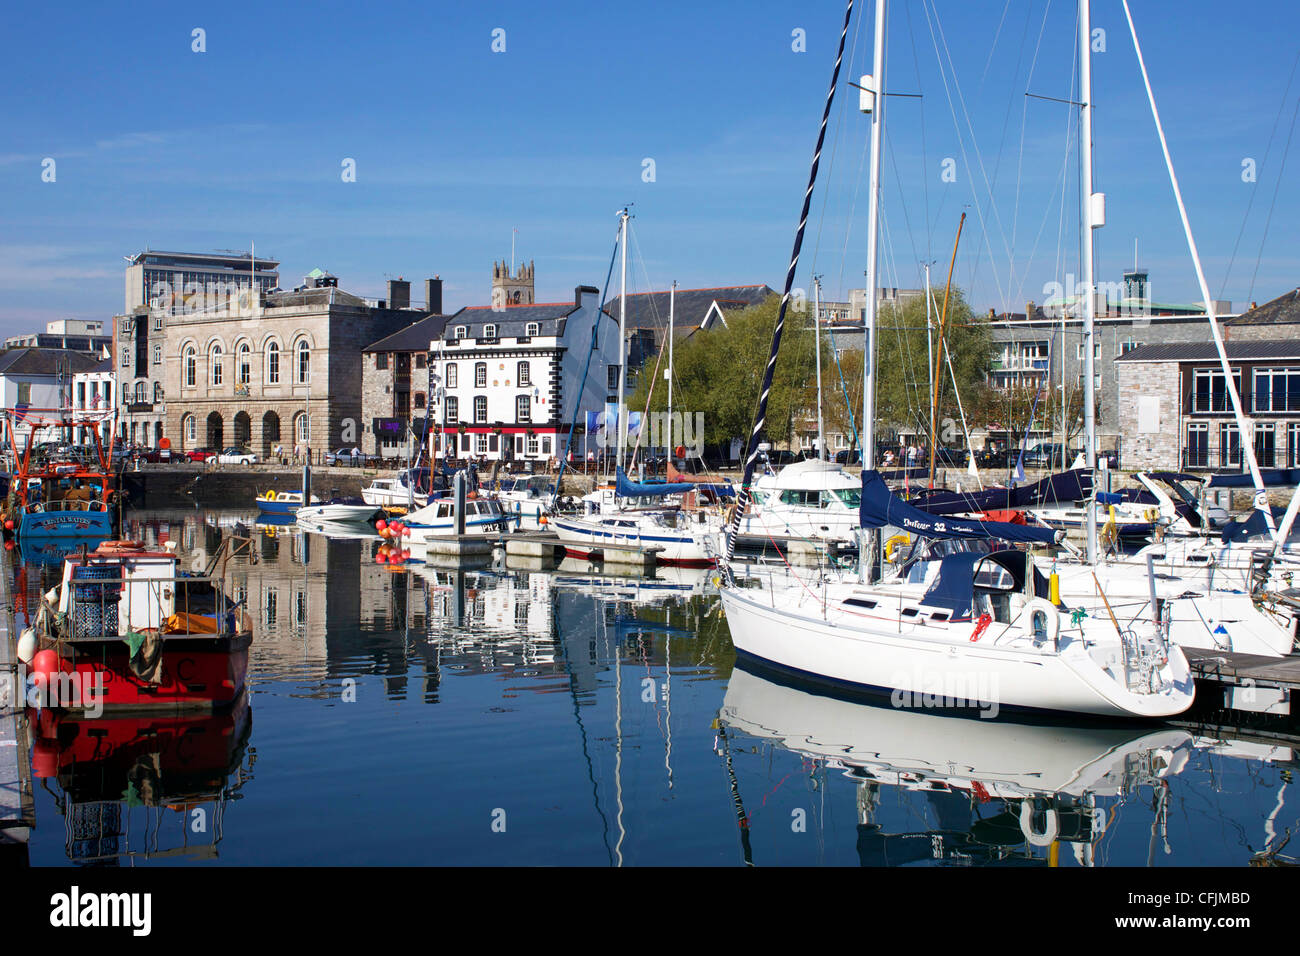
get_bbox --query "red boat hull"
[39,633,251,715]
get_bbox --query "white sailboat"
[551,209,722,566]
[717,0,1193,719]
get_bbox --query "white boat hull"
[719,584,1194,719]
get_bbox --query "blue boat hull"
[19,510,114,539]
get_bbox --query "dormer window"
[454,325,467,340]
[526,322,540,337]
[483,324,497,340]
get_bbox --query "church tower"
[492,259,535,308]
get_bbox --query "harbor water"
[12,509,1299,866]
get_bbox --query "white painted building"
[72,357,115,448]
[429,286,619,464]
[0,348,99,450]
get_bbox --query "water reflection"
[13,508,1299,865]
[31,694,253,865]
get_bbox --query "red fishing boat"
[23,537,253,715]
[2,407,118,541]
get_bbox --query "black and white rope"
[723,0,856,573]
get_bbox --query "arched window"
[297,340,310,383]
[238,343,251,384]
[483,323,497,340]
[153,344,162,365]
[267,341,280,384]
[517,361,530,387]
[184,414,196,444]
[184,346,196,387]
[135,381,146,403]
[295,411,310,444]
[211,344,223,386]
[454,325,467,340]
[475,362,487,387]
[153,382,163,403]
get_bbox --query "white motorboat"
[403,494,508,543]
[296,498,382,528]
[496,474,556,531]
[360,468,433,510]
[551,509,718,567]
[732,457,863,544]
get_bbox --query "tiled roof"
[601,285,775,332]
[1225,287,1300,326]
[0,348,100,377]
[1115,340,1300,362]
[364,313,450,353]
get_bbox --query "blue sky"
[1,0,1297,335]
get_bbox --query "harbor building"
[984,269,1237,457]
[0,348,99,450]
[1115,286,1300,471]
[427,285,618,465]
[124,249,280,315]
[163,272,426,459]
[71,356,114,448]
[4,319,112,354]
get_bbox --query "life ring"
[265,490,276,502]
[1019,800,1060,846]
[884,533,910,563]
[1021,597,1060,647]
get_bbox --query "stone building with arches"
[163,277,423,459]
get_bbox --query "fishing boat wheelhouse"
[26,538,253,714]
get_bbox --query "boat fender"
[1021,597,1060,648]
[884,533,910,563]
[1019,801,1060,846]
[16,627,36,664]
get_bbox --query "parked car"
[325,446,375,467]
[217,446,258,465]
[140,446,174,464]
[185,447,219,463]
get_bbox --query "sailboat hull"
[720,585,1194,719]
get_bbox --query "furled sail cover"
[860,471,1061,545]
[1207,469,1300,489]
[909,469,1093,516]
[615,468,696,498]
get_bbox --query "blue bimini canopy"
[860,471,1061,545]
[615,468,695,498]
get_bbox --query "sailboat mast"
[813,276,825,460]
[668,281,675,456]
[1080,0,1100,564]
[721,0,855,569]
[925,263,934,456]
[1121,0,1276,537]
[859,0,886,583]
[618,209,629,474]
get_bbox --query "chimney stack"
[426,277,443,314]
[387,278,411,310]
[1026,300,1035,319]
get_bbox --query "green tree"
[628,287,991,452]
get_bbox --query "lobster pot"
[71,564,121,639]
